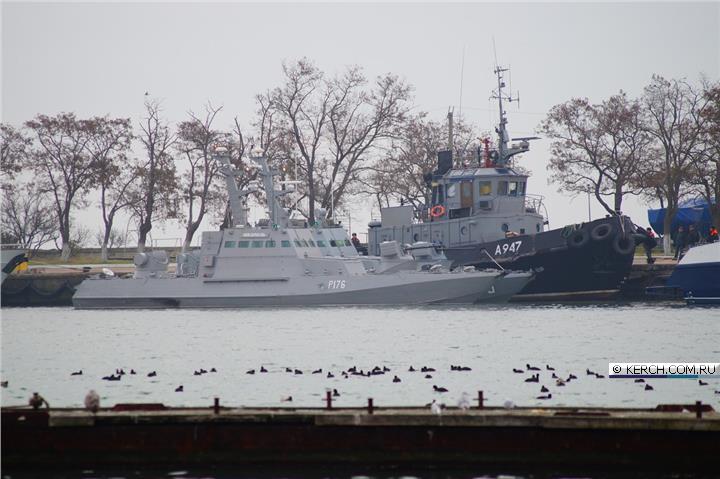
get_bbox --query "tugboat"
[367,67,638,300]
[73,149,534,308]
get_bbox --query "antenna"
[492,36,498,69]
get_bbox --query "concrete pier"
[2,404,718,470]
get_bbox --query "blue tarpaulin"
[647,198,713,236]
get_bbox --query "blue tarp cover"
[647,198,713,235]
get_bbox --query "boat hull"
[72,270,534,309]
[443,216,636,297]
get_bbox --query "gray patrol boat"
[73,150,533,308]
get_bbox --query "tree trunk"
[61,242,71,261]
[662,208,674,256]
[101,244,109,262]
[307,168,315,224]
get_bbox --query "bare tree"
[539,92,649,217]
[86,117,136,261]
[1,124,30,182]
[640,76,711,253]
[691,81,720,229]
[134,100,177,252]
[175,104,226,251]
[24,113,96,260]
[1,185,57,254]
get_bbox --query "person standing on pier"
[688,225,700,248]
[673,226,688,260]
[643,227,657,264]
[708,226,718,243]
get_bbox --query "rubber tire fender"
[612,234,636,255]
[567,229,590,249]
[590,223,614,242]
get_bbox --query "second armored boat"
[73,151,533,308]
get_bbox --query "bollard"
[478,390,484,409]
[213,397,220,414]
[696,400,702,419]
[326,390,332,409]
[368,398,374,414]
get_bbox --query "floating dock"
[2,403,718,471]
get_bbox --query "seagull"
[586,369,595,376]
[408,366,416,372]
[210,368,217,373]
[525,374,539,383]
[84,390,100,413]
[130,369,136,375]
[71,370,83,376]
[147,371,157,377]
[457,392,471,410]
[327,372,334,378]
[645,384,653,391]
[0,381,7,388]
[424,374,433,379]
[699,380,708,386]
[568,374,578,380]
[526,364,540,371]
[383,366,390,372]
[281,396,293,402]
[551,373,558,379]
[312,369,322,374]
[286,367,293,373]
[430,399,442,415]
[433,385,448,393]
[260,366,268,373]
[393,375,401,383]
[540,385,549,393]
[175,385,183,392]
[595,373,605,379]
[546,365,555,371]
[634,379,645,383]
[246,369,255,375]
[294,369,303,375]
[513,368,524,374]
[556,378,566,387]
[536,393,552,400]
[332,389,340,397]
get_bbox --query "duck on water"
[72,150,534,309]
[367,66,642,300]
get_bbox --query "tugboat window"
[344,240,353,246]
[498,181,509,195]
[317,240,327,247]
[224,241,236,248]
[251,241,264,248]
[478,181,492,195]
[281,240,292,247]
[447,184,457,198]
[537,224,541,232]
[508,182,518,197]
[238,241,250,248]
[265,240,276,248]
[502,223,509,232]
[413,233,419,242]
[518,182,526,195]
[330,240,338,247]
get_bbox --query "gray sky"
[3,1,719,244]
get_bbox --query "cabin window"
[281,240,292,247]
[478,181,492,196]
[508,182,518,197]
[344,240,352,246]
[224,241,236,248]
[316,240,327,247]
[432,184,445,205]
[251,241,264,248]
[498,181,508,195]
[501,223,509,232]
[238,241,250,248]
[330,240,338,247]
[265,240,276,248]
[447,184,457,198]
[518,182,526,195]
[308,240,316,247]
[536,223,541,233]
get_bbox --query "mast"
[490,66,535,167]
[215,148,249,227]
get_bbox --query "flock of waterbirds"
[5,360,717,412]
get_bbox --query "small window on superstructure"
[498,181,508,195]
[330,240,338,247]
[265,240,276,248]
[238,241,250,248]
[251,241,264,248]
[508,182,518,197]
[344,240,352,247]
[316,240,327,247]
[281,240,292,247]
[518,182,526,196]
[478,181,492,196]
[224,241,236,248]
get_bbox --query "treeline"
[0,59,489,260]
[540,75,720,253]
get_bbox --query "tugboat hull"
[444,216,636,298]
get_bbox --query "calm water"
[1,303,719,410]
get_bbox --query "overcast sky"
[2,1,719,245]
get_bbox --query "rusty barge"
[2,402,718,472]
